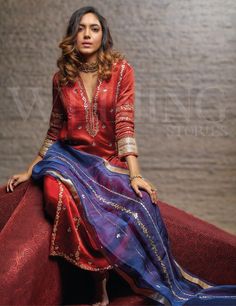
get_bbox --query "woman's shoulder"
[112,58,134,77]
[113,58,133,68]
[52,70,60,84]
[52,70,64,90]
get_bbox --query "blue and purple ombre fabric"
[32,140,236,306]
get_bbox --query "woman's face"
[76,13,103,59]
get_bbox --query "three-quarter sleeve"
[115,62,138,161]
[38,72,65,158]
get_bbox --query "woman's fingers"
[151,189,158,204]
[13,176,19,189]
[148,187,157,204]
[6,172,30,192]
[6,178,11,192]
[140,186,158,204]
[132,184,143,198]
[7,178,14,192]
[140,182,157,204]
[9,177,16,192]
[6,175,18,192]
[131,179,158,204]
[12,177,20,187]
[143,179,158,204]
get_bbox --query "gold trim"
[116,102,134,112]
[115,267,171,306]
[77,77,103,137]
[116,116,133,123]
[102,158,130,175]
[51,111,64,119]
[47,172,113,272]
[45,155,207,300]
[38,138,55,158]
[46,157,190,300]
[114,60,126,105]
[117,136,138,156]
[174,259,213,289]
[102,158,156,192]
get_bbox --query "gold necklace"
[78,60,98,73]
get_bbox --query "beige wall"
[0,0,235,234]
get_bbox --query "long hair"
[57,6,125,87]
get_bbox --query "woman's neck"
[82,53,98,64]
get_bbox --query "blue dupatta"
[32,140,236,306]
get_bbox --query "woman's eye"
[77,27,99,32]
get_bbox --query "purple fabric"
[0,159,235,305]
[31,140,236,306]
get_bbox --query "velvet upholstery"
[0,179,235,305]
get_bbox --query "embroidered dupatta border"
[46,170,113,272]
[45,165,212,300]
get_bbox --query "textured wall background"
[0,0,235,234]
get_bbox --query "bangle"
[129,174,143,182]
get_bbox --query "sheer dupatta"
[32,140,236,306]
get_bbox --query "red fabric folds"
[43,174,112,271]
[0,179,235,305]
[38,59,139,169]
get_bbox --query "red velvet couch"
[0,179,235,305]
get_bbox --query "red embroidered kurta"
[38,59,139,271]
[38,59,138,169]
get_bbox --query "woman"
[6,6,236,306]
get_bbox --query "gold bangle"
[129,174,143,181]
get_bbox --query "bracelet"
[129,174,143,182]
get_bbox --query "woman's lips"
[82,42,92,47]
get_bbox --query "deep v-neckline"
[76,74,102,137]
[78,74,100,105]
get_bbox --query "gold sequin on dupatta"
[44,154,211,301]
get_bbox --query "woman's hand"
[6,171,31,192]
[130,177,158,205]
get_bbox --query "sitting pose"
[6,6,236,306]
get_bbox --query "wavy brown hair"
[56,6,125,87]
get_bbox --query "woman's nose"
[84,28,91,38]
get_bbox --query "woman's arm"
[125,155,141,177]
[125,155,158,204]
[115,63,139,160]
[38,72,65,158]
[6,154,42,192]
[26,154,43,176]
[6,72,64,192]
[115,61,158,204]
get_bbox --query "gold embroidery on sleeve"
[117,136,138,156]
[38,138,55,158]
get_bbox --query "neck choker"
[78,60,98,73]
